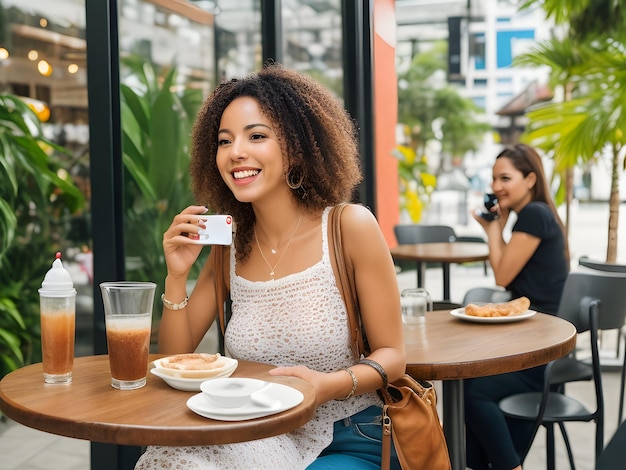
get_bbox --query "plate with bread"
[450,296,536,323]
[150,353,238,391]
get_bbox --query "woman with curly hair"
[136,64,405,469]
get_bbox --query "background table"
[0,355,316,469]
[404,310,577,470]
[391,242,489,300]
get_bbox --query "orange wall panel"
[373,0,399,247]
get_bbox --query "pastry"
[465,296,531,317]
[155,353,230,378]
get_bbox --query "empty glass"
[401,288,432,324]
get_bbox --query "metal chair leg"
[617,333,626,427]
[546,425,556,470]
[559,422,576,470]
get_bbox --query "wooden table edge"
[405,315,577,380]
[390,244,490,264]
[0,355,318,446]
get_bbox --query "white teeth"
[233,169,259,179]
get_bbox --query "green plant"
[0,93,84,377]
[397,41,491,173]
[120,59,205,319]
[392,141,437,223]
[519,0,626,262]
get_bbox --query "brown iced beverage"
[105,315,151,389]
[41,309,75,379]
[39,253,76,384]
[100,281,155,390]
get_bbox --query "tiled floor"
[1,200,625,469]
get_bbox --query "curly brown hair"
[190,64,362,261]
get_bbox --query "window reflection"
[213,0,261,78]
[282,0,343,98]
[119,0,216,94]
[0,0,93,360]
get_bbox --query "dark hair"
[496,143,570,262]
[190,64,362,261]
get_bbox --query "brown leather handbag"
[329,203,451,470]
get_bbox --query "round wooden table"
[404,310,577,470]
[0,355,316,447]
[391,242,490,300]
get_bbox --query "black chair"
[578,255,626,425]
[432,300,463,311]
[597,419,626,470]
[453,234,489,275]
[393,224,456,289]
[498,270,626,470]
[461,286,511,306]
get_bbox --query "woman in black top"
[464,144,569,470]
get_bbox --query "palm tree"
[518,0,626,262]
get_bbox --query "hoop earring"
[287,167,304,190]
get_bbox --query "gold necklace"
[254,214,302,279]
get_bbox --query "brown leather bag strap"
[329,203,366,360]
[213,245,227,336]
[330,204,392,469]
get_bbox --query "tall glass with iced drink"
[100,282,155,390]
[39,252,76,384]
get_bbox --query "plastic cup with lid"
[38,252,76,384]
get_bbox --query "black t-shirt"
[507,201,569,315]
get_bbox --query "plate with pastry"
[150,353,238,391]
[450,296,536,323]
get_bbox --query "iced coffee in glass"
[100,282,155,390]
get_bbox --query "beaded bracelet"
[339,367,358,400]
[161,293,189,311]
[358,358,389,389]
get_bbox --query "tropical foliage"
[0,94,85,376]
[393,141,437,223]
[120,58,205,318]
[396,41,490,221]
[517,0,626,261]
[397,41,491,172]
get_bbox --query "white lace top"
[135,207,381,470]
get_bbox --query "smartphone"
[476,193,498,221]
[192,215,233,245]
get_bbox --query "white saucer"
[187,383,304,421]
[150,358,238,391]
[450,307,537,323]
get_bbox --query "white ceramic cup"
[201,378,270,408]
[400,288,432,324]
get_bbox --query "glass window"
[282,0,343,98]
[117,0,220,314]
[0,0,92,363]
[214,0,262,79]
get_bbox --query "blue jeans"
[307,406,401,469]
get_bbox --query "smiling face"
[216,96,289,204]
[491,156,536,212]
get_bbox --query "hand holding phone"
[476,193,498,221]
[190,215,233,245]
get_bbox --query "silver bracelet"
[161,293,189,311]
[339,367,358,400]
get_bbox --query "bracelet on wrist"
[161,293,189,311]
[338,367,358,400]
[358,358,389,389]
